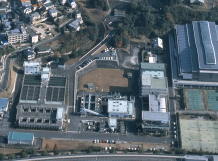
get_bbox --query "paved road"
[0,127,170,144]
[17,154,183,161]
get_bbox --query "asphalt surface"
[0,127,170,144]
[17,154,182,161]
[32,156,177,161]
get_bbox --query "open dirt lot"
[41,138,170,151]
[78,68,128,92]
[0,147,22,155]
[41,139,94,151]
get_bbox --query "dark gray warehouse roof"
[175,21,218,73]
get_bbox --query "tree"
[8,154,15,160]
[0,154,4,161]
[45,144,49,150]
[87,0,108,11]
[53,144,59,155]
[41,150,48,156]
[20,150,27,158]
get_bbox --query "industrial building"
[140,63,168,96]
[78,92,135,118]
[141,111,170,135]
[149,95,167,112]
[107,96,135,119]
[16,62,67,130]
[169,21,218,87]
[140,62,169,135]
[8,131,34,145]
[24,61,41,75]
[141,94,169,135]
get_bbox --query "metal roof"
[175,21,218,73]
[142,111,170,123]
[140,63,165,71]
[0,98,8,111]
[8,131,34,142]
[190,0,205,3]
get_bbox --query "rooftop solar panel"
[21,86,28,100]
[48,77,66,87]
[33,87,40,100]
[46,87,52,101]
[58,88,65,102]
[27,86,34,100]
[176,25,192,73]
[24,75,41,86]
[199,22,216,65]
[52,88,59,101]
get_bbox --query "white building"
[108,97,135,119]
[49,8,58,17]
[68,0,77,9]
[149,95,167,112]
[24,61,41,75]
[76,13,83,24]
[56,108,64,127]
[30,34,38,43]
[108,118,117,132]
[24,48,36,60]
[152,37,163,50]
[190,0,205,4]
[44,2,54,10]
[141,63,168,96]
[23,7,32,14]
[61,0,67,5]
[147,52,157,63]
[41,67,50,82]
[20,0,32,14]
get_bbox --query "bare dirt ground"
[65,57,80,65]
[118,43,140,70]
[78,68,128,92]
[41,138,170,151]
[91,44,108,56]
[0,62,17,98]
[0,147,22,155]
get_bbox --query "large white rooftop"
[108,98,134,116]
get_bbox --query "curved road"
[17,154,183,161]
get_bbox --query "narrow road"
[17,154,184,161]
